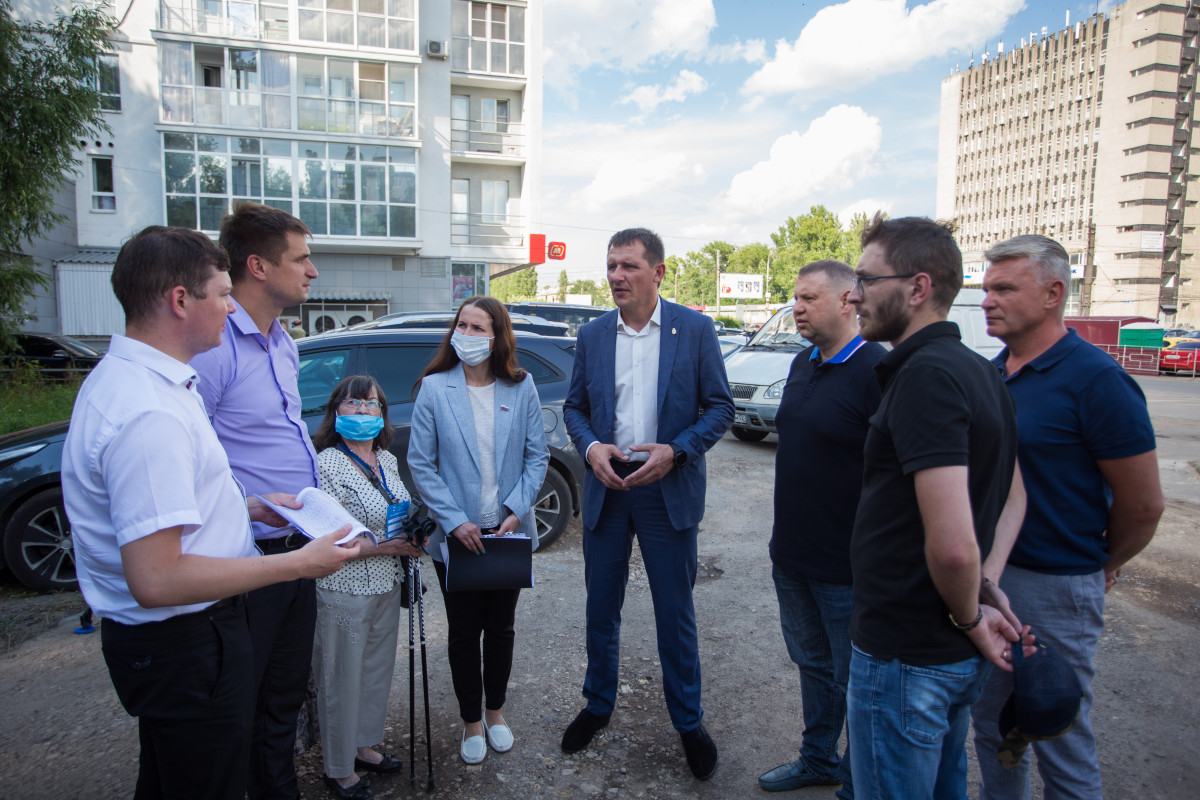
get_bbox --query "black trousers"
[245,575,317,800]
[101,599,254,800]
[433,559,521,723]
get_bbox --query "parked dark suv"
[504,303,611,336]
[297,328,583,549]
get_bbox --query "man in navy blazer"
[561,227,734,780]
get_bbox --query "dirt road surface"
[1,377,1197,799]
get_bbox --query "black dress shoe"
[323,775,371,800]
[679,724,718,780]
[561,708,611,753]
[354,752,403,773]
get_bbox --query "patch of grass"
[0,364,81,436]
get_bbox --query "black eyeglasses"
[854,273,920,293]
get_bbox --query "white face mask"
[451,330,493,366]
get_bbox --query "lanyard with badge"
[336,443,409,540]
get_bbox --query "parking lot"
[0,375,1197,799]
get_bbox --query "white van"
[723,288,1000,441]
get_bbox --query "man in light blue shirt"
[191,202,322,800]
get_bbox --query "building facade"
[22,0,541,338]
[937,0,1199,326]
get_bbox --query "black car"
[0,422,74,591]
[297,328,582,549]
[346,310,570,338]
[8,333,103,379]
[504,303,611,336]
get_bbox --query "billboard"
[719,273,764,299]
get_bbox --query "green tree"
[557,268,568,303]
[0,2,115,353]
[489,267,538,302]
[766,205,862,303]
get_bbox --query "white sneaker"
[460,730,487,765]
[484,719,514,753]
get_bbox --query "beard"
[858,290,909,343]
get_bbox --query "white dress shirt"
[62,335,257,625]
[612,298,662,462]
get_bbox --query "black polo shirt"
[850,321,1017,666]
[770,336,886,584]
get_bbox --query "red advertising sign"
[529,233,546,264]
[548,242,567,260]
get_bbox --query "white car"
[723,289,1001,442]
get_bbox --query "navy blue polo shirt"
[995,328,1156,575]
[770,335,885,585]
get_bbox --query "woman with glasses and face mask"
[407,296,549,766]
[311,375,424,800]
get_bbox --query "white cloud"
[544,0,716,94]
[704,38,768,64]
[839,198,895,226]
[620,70,709,113]
[727,106,883,216]
[741,0,1024,101]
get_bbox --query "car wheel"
[532,467,572,550]
[731,426,769,442]
[3,488,78,592]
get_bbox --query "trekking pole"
[407,555,417,786]
[414,556,436,792]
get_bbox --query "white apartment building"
[21,0,542,337]
[936,1,1199,326]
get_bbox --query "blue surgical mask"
[451,331,493,366]
[335,414,385,441]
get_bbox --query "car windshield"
[746,307,809,350]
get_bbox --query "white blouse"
[316,447,412,595]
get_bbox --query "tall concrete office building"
[937,0,1199,326]
[21,0,542,338]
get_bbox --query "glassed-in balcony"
[160,0,286,40]
[162,85,415,138]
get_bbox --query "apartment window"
[451,178,469,244]
[452,1,526,75]
[95,54,121,111]
[481,180,507,223]
[452,262,488,303]
[91,157,115,211]
[295,57,415,136]
[162,134,416,237]
[297,0,415,51]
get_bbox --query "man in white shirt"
[562,228,734,780]
[62,226,357,800]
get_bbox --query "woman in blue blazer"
[407,296,548,766]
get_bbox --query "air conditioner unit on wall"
[427,40,448,59]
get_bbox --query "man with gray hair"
[972,234,1164,799]
[758,260,885,796]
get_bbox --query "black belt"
[609,459,646,478]
[255,531,308,553]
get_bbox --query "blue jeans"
[773,566,854,797]
[848,644,991,800]
[581,481,702,731]
[971,566,1105,800]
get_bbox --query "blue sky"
[534,0,1119,285]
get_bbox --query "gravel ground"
[2,402,1199,798]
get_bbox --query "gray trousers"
[971,565,1105,800]
[313,585,403,778]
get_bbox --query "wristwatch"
[669,443,688,468]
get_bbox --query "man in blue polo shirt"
[758,260,885,796]
[972,234,1164,799]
